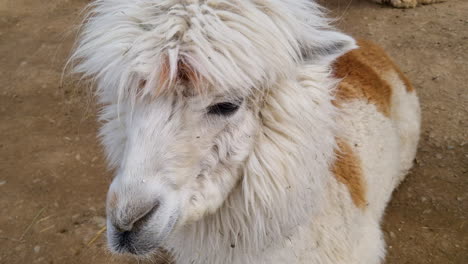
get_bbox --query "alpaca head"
[72,0,355,257]
[105,89,260,255]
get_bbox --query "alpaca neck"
[166,64,338,264]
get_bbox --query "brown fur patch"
[332,139,367,209]
[177,60,194,83]
[152,57,204,97]
[333,43,392,116]
[156,57,171,95]
[356,40,414,92]
[333,39,414,117]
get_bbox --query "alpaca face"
[106,92,259,255]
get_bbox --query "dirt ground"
[0,0,466,263]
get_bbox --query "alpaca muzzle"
[106,182,180,256]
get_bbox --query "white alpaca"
[71,0,420,263]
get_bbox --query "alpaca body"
[275,41,421,264]
[163,41,421,264]
[70,1,420,263]
[265,69,420,264]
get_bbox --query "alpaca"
[373,0,447,8]
[70,0,420,263]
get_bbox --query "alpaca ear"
[301,31,357,65]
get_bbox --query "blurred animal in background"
[373,0,447,8]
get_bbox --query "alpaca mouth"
[111,228,158,255]
[107,211,179,256]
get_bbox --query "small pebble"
[33,257,44,263]
[92,216,106,227]
[441,241,449,249]
[15,245,25,251]
[435,154,443,159]
[423,209,432,214]
[0,180,6,186]
[34,245,40,253]
[390,231,396,239]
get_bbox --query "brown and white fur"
[70,1,420,263]
[373,0,447,8]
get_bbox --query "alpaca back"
[258,40,421,264]
[332,40,420,219]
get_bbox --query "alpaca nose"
[106,186,180,255]
[112,200,160,233]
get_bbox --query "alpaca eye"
[207,101,241,116]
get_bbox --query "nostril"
[132,201,160,230]
[114,201,160,233]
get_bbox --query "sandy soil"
[0,0,466,263]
